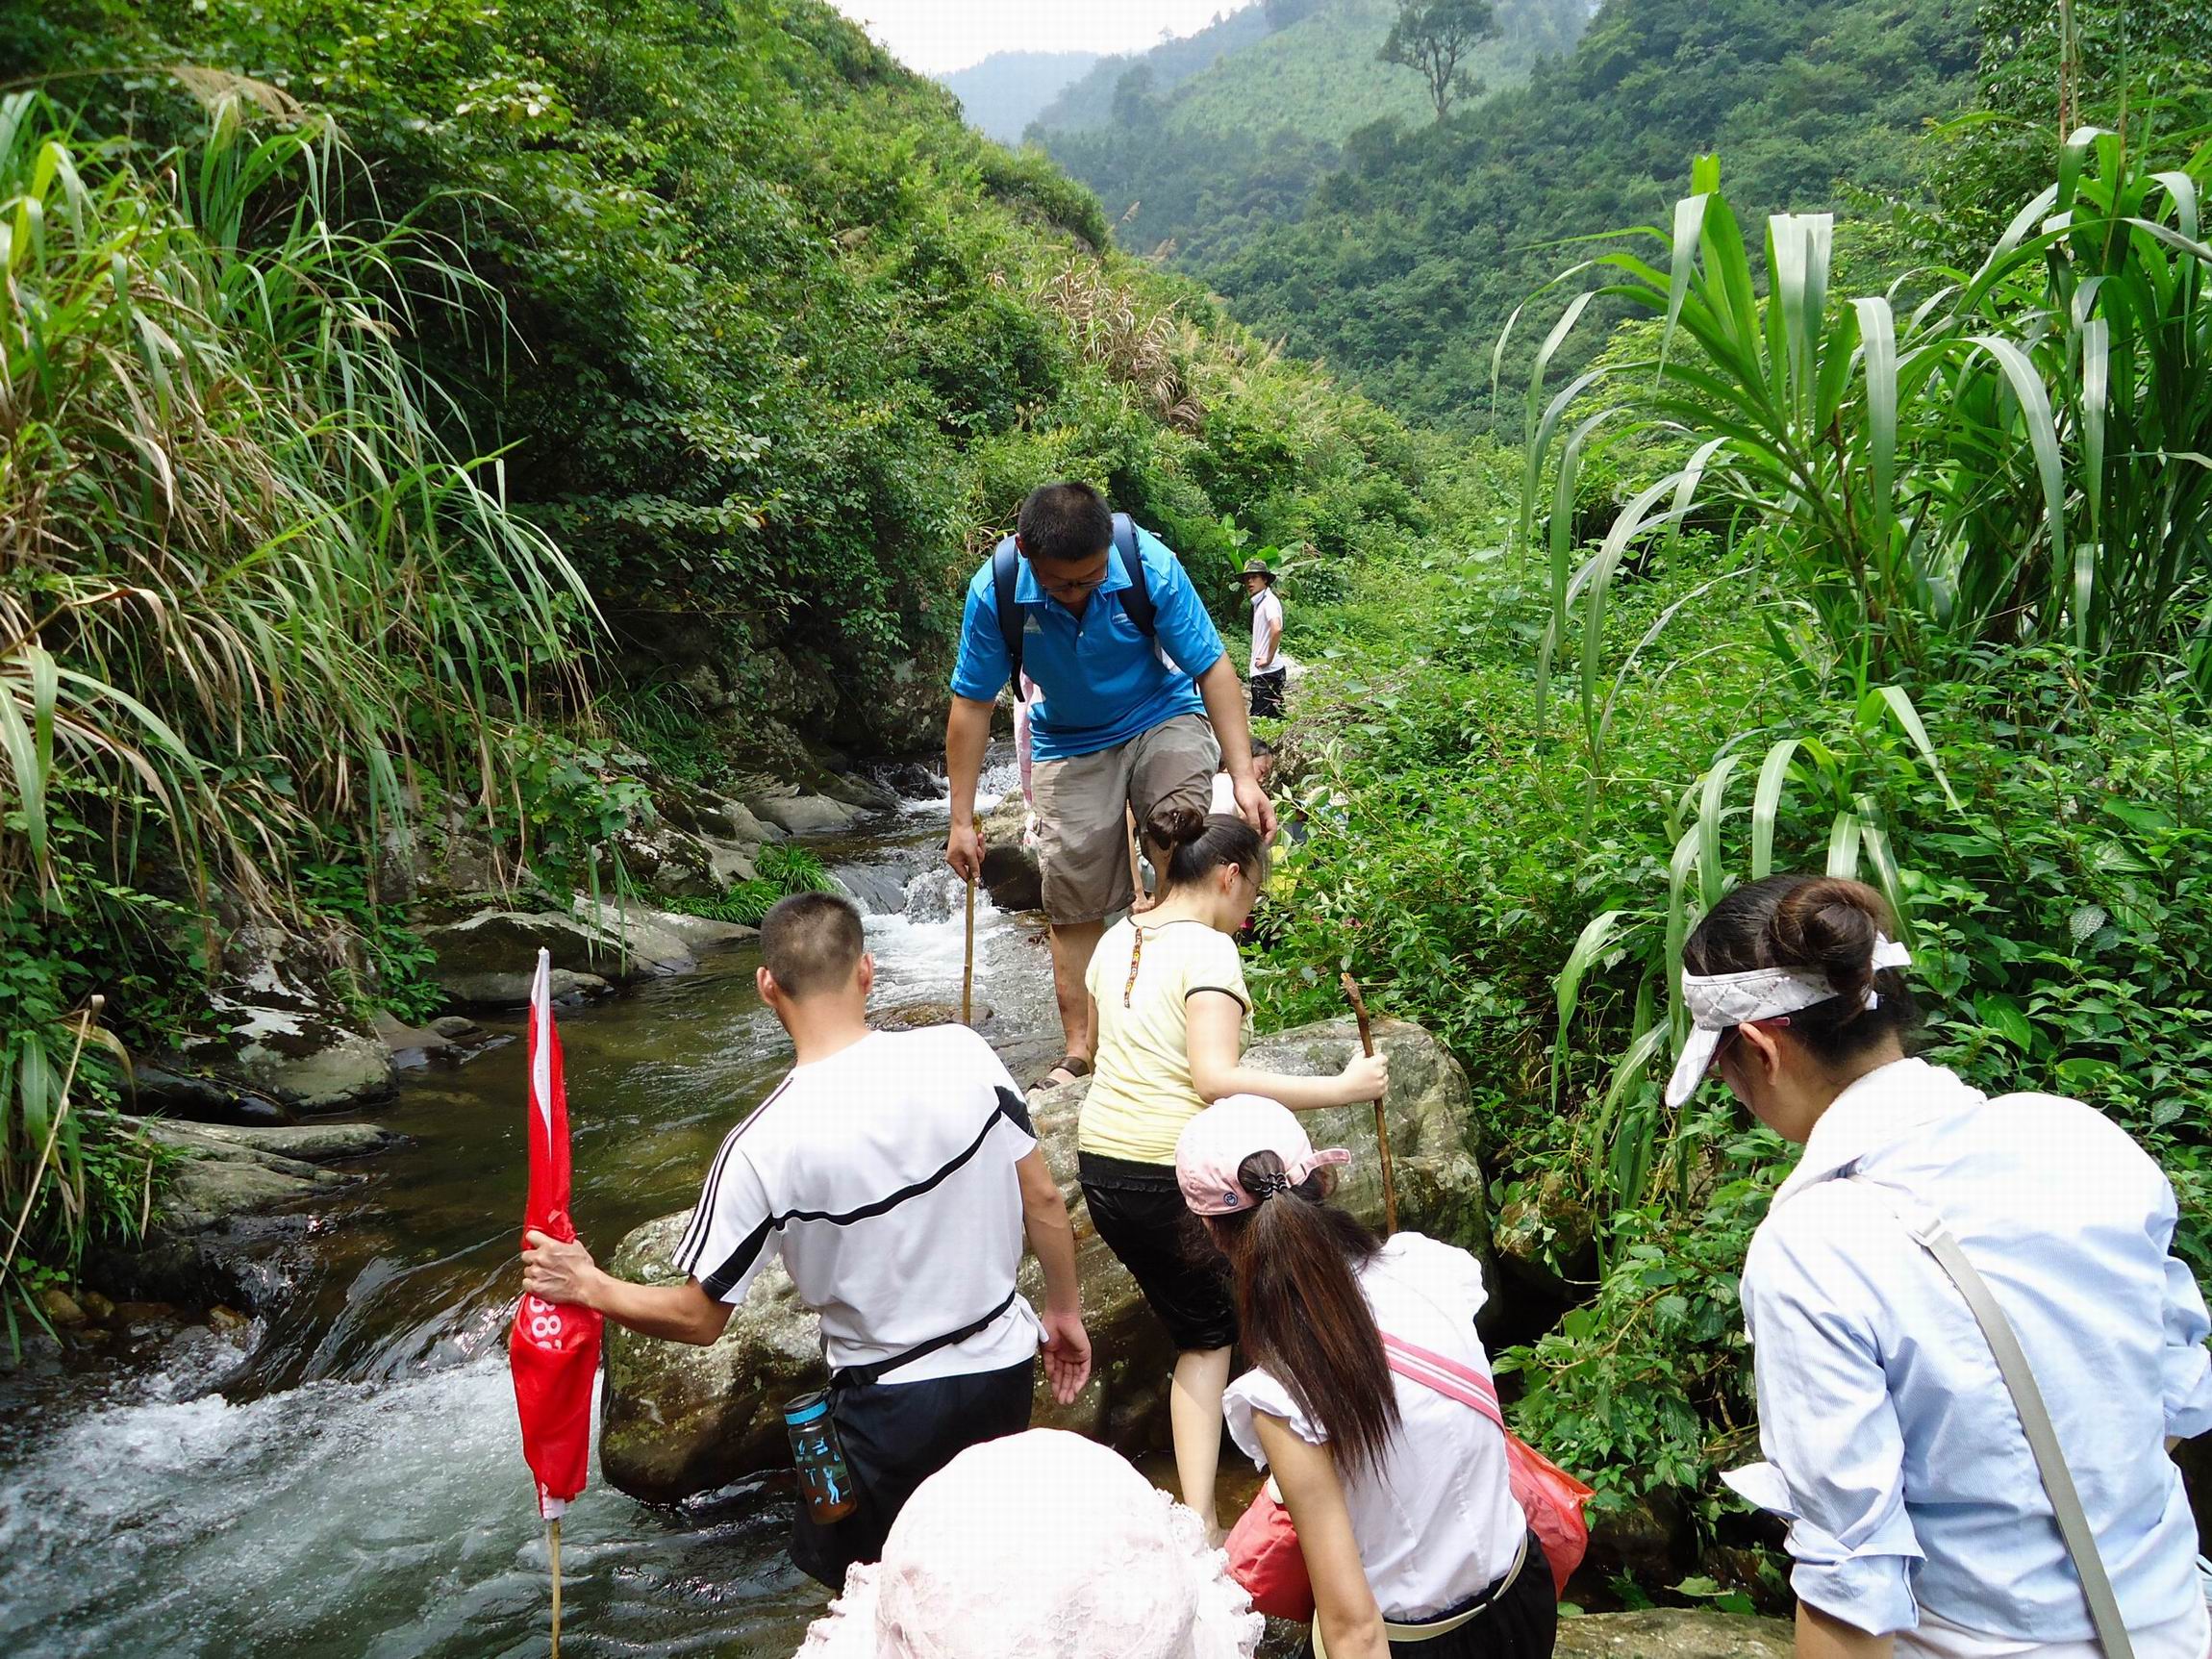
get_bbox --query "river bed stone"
[599,1015,1488,1503]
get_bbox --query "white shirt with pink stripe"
[1222,1231,1525,1621]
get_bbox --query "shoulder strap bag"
[1852,1173,2135,1658]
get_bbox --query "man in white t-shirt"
[521,892,1092,1586]
[1239,557,1286,720]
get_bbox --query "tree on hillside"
[1379,0,1498,120]
[1265,0,1325,26]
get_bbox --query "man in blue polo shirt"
[945,482,1276,1091]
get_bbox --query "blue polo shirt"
[949,525,1225,761]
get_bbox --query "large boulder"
[421,900,753,1006]
[977,789,1041,913]
[599,1016,1487,1503]
[177,926,394,1112]
[748,792,860,836]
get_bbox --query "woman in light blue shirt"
[1671,874,2212,1659]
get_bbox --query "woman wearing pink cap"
[1177,1096,1553,1659]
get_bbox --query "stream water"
[0,767,1063,1659]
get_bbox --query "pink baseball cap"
[1174,1095,1352,1217]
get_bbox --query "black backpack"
[992,512,1155,685]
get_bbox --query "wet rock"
[747,792,859,836]
[705,840,758,886]
[422,909,654,986]
[877,761,943,801]
[429,1016,481,1039]
[439,968,611,1009]
[616,820,725,899]
[1554,1611,1792,1657]
[873,1000,991,1032]
[600,1015,1488,1503]
[180,927,396,1113]
[976,791,1042,913]
[207,1304,249,1334]
[1494,1169,1596,1305]
[126,1063,298,1127]
[822,771,899,814]
[373,1010,455,1068]
[38,1288,86,1327]
[1584,1489,1685,1588]
[77,1290,116,1323]
[129,1117,400,1163]
[642,909,758,953]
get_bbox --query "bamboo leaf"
[1553,909,1627,1105]
[1751,738,1800,880]
[1826,809,1863,879]
[1852,297,1897,545]
[1696,752,1742,914]
[1874,685,1962,811]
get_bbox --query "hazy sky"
[830,1,1262,76]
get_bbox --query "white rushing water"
[0,798,1056,1659]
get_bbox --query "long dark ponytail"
[1208,1152,1397,1476]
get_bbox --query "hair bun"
[1771,876,1891,1014]
[1149,804,1209,848]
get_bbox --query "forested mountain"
[1198,0,1982,424]
[1030,4,1276,134]
[1038,0,1593,263]
[938,50,1100,143]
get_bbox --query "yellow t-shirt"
[1078,917,1252,1164]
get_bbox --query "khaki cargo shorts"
[1031,714,1220,924]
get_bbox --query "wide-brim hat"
[1232,558,1277,584]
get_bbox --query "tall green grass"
[0,86,595,1306]
[1524,121,2212,1213]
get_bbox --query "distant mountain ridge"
[938,49,1101,144]
[1035,0,1593,263]
[1031,4,1275,135]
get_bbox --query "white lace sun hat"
[794,1429,1264,1659]
[1664,935,1913,1108]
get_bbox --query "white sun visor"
[1664,936,1912,1108]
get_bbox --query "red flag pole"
[513,948,602,1656]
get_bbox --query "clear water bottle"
[783,1390,857,1524]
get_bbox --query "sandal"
[1031,1055,1093,1092]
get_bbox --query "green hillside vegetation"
[939,49,1101,144]
[0,0,1448,1296]
[1031,4,1276,134]
[1039,0,1591,263]
[1199,0,1983,425]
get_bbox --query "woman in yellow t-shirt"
[1078,806,1389,1539]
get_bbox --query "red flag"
[512,948,604,1519]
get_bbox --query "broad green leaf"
[1974,993,2033,1052]
[1554,909,1627,1105]
[1852,297,1897,544]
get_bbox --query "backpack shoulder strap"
[1113,514,1156,639]
[991,536,1023,685]
[1848,1177,2135,1658]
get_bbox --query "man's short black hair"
[1018,482,1115,565]
[760,891,865,998]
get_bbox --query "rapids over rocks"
[0,767,1063,1659]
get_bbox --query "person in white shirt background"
[1178,1096,1552,1659]
[1240,558,1287,720]
[1671,874,2212,1659]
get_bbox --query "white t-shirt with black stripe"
[672,1024,1043,1385]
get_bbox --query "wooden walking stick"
[1340,973,1396,1234]
[547,1514,564,1659]
[962,873,977,1026]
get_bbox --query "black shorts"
[1079,1152,1238,1352]
[1294,1532,1556,1657]
[790,1355,1034,1588]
